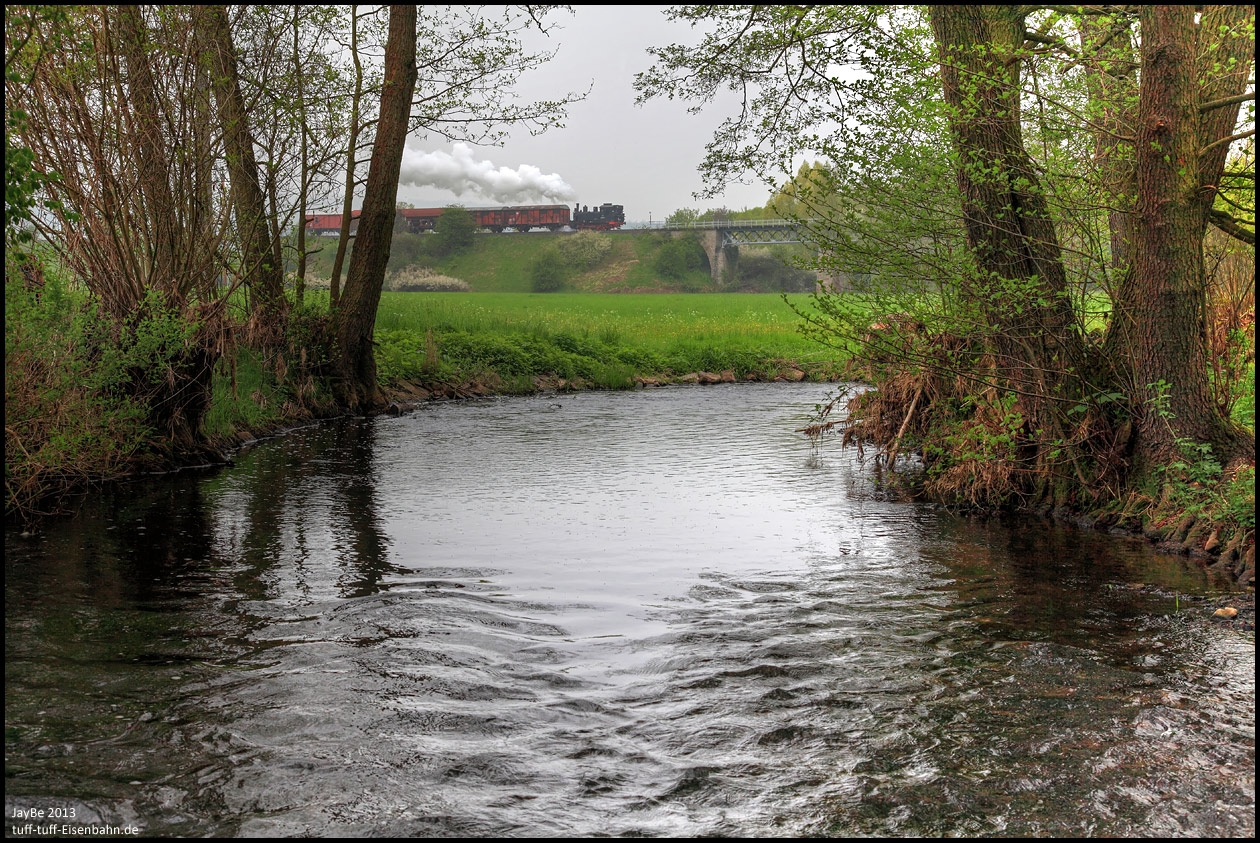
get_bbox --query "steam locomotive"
[305,203,626,236]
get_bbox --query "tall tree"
[335,4,416,411]
[329,4,370,308]
[929,5,1086,459]
[1128,4,1255,467]
[198,3,288,347]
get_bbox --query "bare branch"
[1209,208,1257,245]
[1200,128,1257,157]
[1200,90,1256,114]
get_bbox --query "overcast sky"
[395,6,776,222]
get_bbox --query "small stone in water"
[1212,606,1238,619]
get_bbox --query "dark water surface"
[5,384,1254,837]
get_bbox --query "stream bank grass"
[374,292,845,387]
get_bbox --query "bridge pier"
[668,219,811,286]
[695,228,732,285]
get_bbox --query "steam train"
[305,203,625,236]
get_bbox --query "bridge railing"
[655,218,815,231]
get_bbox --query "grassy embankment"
[296,227,844,396]
[419,229,711,293]
[303,227,817,295]
[372,291,844,394]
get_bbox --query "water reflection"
[214,419,399,603]
[4,384,1253,837]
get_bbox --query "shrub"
[5,256,154,517]
[653,236,706,280]
[530,248,567,292]
[431,206,477,256]
[387,266,471,292]
[556,230,612,269]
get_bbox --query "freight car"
[308,203,626,235]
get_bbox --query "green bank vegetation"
[372,292,840,392]
[5,5,589,515]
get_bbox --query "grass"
[203,349,295,441]
[370,292,846,387]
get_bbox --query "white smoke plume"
[398,143,577,203]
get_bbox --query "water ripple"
[4,384,1252,837]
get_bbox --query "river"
[4,383,1254,836]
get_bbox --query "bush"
[530,248,567,292]
[653,236,707,280]
[432,206,477,257]
[387,266,471,292]
[556,230,612,269]
[5,256,155,516]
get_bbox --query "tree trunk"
[329,4,364,309]
[293,6,308,307]
[1077,14,1140,378]
[116,5,179,301]
[929,6,1085,460]
[335,4,416,411]
[1129,5,1255,469]
[198,3,288,347]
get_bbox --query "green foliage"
[667,206,767,225]
[916,392,1027,508]
[653,236,707,280]
[207,297,335,440]
[667,208,701,226]
[529,247,567,292]
[555,230,612,269]
[5,260,149,515]
[1232,358,1255,430]
[203,351,287,440]
[1150,440,1255,532]
[431,206,477,257]
[768,161,833,219]
[731,247,817,292]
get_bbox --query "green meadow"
[368,292,848,391]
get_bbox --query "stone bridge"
[660,219,811,284]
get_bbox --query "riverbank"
[7,286,1252,595]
